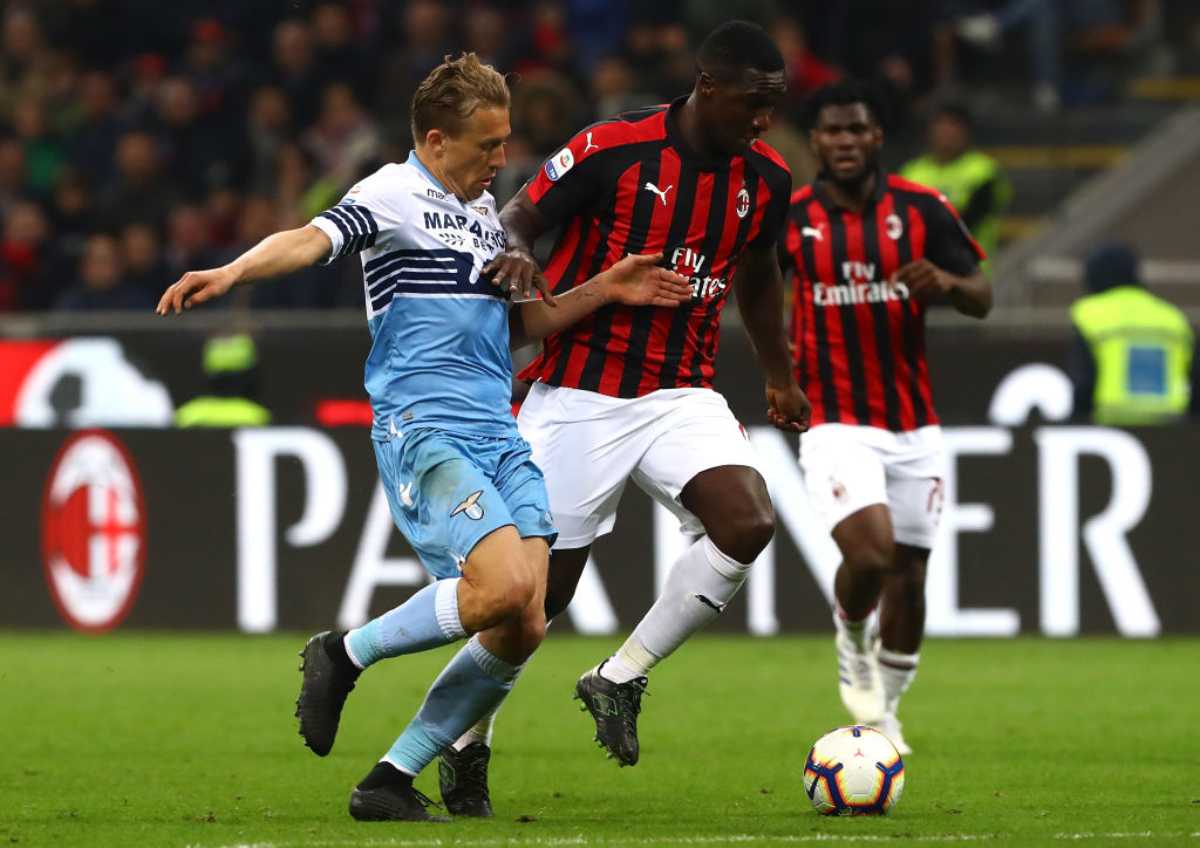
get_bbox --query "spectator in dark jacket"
[55,232,156,310]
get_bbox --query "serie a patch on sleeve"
[544,147,575,181]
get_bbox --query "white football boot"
[834,621,885,725]
[875,712,912,756]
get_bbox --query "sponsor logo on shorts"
[42,430,146,633]
[398,481,416,508]
[830,477,848,503]
[927,477,945,515]
[451,490,486,520]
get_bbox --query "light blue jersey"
[310,153,556,577]
[310,152,516,441]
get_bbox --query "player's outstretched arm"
[894,260,992,318]
[509,253,691,351]
[156,225,333,315]
[733,243,811,433]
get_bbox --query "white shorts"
[799,423,946,550]
[517,383,764,548]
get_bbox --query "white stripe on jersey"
[309,152,508,319]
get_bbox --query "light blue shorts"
[373,428,557,579]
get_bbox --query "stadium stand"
[0,1,1196,315]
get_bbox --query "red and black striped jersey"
[782,172,985,431]
[518,98,792,397]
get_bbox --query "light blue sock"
[383,636,521,775]
[344,578,466,669]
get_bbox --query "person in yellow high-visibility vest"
[1069,242,1197,425]
[901,101,1010,265]
[174,333,272,427]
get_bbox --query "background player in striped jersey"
[156,53,691,822]
[782,81,992,754]
[447,22,810,788]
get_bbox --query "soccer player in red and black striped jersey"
[782,81,991,755]
[462,21,810,771]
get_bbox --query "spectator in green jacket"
[175,333,272,427]
[901,101,1010,264]
[1069,242,1196,425]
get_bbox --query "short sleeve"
[310,168,402,264]
[920,192,986,276]
[744,143,793,251]
[749,172,793,250]
[524,125,615,223]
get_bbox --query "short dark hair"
[932,99,974,129]
[804,80,885,129]
[697,20,784,81]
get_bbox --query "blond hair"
[411,52,510,143]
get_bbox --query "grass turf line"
[0,634,1196,847]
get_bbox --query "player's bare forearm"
[225,225,332,284]
[509,253,691,350]
[157,225,331,315]
[509,278,613,350]
[732,245,795,388]
[948,271,992,318]
[895,260,992,320]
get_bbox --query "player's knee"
[891,557,927,591]
[709,504,775,564]
[498,570,538,618]
[844,534,895,574]
[543,547,589,620]
[544,581,576,620]
[475,563,537,620]
[519,606,547,652]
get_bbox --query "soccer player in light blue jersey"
[156,53,691,822]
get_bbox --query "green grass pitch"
[1,634,1197,847]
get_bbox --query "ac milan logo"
[735,187,751,219]
[885,213,904,240]
[42,431,146,633]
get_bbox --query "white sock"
[833,603,875,652]
[599,535,751,684]
[452,708,497,751]
[877,647,918,715]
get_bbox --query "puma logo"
[802,226,824,241]
[583,131,599,153]
[643,181,673,206]
[398,481,415,508]
[694,594,728,613]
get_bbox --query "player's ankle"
[324,631,362,678]
[598,656,642,685]
[357,760,413,791]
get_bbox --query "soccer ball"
[803,725,905,815]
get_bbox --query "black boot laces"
[615,676,648,734]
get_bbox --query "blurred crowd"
[0,0,1172,313]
